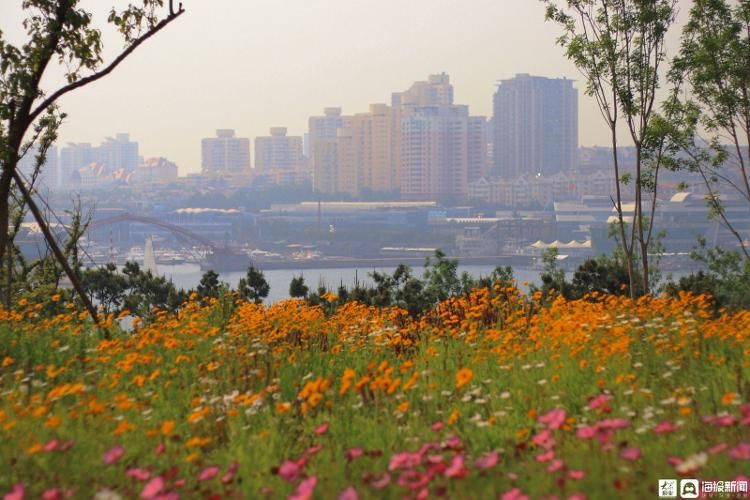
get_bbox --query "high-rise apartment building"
[392,73,454,107]
[254,127,307,185]
[468,116,488,183]
[493,74,578,179]
[308,74,484,201]
[338,104,400,196]
[201,129,251,173]
[309,108,348,194]
[60,143,98,189]
[395,74,484,201]
[399,105,470,201]
[100,133,139,171]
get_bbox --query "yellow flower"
[455,368,473,389]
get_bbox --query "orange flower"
[45,415,62,428]
[113,419,135,436]
[397,401,409,413]
[276,402,292,414]
[161,420,175,436]
[447,408,460,425]
[186,436,211,448]
[455,368,473,389]
[721,392,738,405]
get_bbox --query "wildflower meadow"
[1,286,749,499]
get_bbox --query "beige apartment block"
[336,104,400,196]
[309,107,348,194]
[201,129,250,174]
[254,127,308,185]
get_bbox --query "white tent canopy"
[530,239,592,250]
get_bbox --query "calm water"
[157,263,547,303]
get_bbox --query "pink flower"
[289,476,317,500]
[532,429,555,449]
[666,456,683,466]
[397,470,430,491]
[568,470,586,480]
[127,468,151,481]
[729,443,750,460]
[198,466,219,481]
[707,443,728,455]
[475,451,499,470]
[547,459,565,472]
[345,448,365,462]
[538,408,567,429]
[703,415,737,427]
[588,394,612,411]
[388,451,421,471]
[653,421,678,434]
[314,422,329,435]
[597,418,629,430]
[369,473,391,490]
[221,462,239,484]
[620,447,641,461]
[443,435,462,451]
[431,422,444,431]
[103,445,125,465]
[576,426,597,439]
[278,461,301,483]
[41,489,64,500]
[154,443,166,455]
[43,439,60,453]
[501,488,529,500]
[337,487,358,500]
[140,476,165,499]
[444,454,468,478]
[154,494,178,500]
[568,494,587,500]
[535,450,555,463]
[305,444,323,456]
[3,484,24,500]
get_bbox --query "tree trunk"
[611,128,636,299]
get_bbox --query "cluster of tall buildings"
[199,73,580,202]
[25,133,180,190]
[35,73,580,203]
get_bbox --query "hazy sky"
[1,0,691,175]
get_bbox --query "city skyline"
[0,0,692,175]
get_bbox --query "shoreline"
[242,254,538,271]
